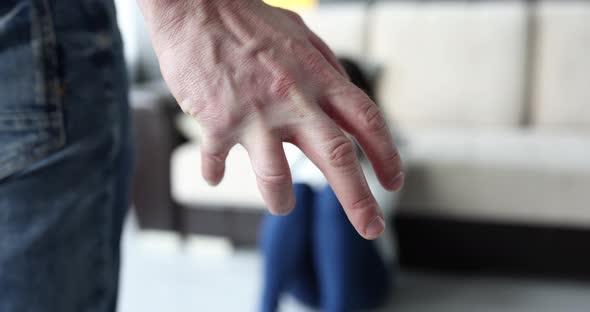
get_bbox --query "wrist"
[137,0,258,29]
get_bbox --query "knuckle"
[382,149,401,164]
[180,99,206,119]
[350,193,376,212]
[184,101,243,132]
[301,51,328,76]
[203,151,227,164]
[258,171,291,188]
[270,67,298,99]
[284,9,304,24]
[361,103,387,133]
[324,135,357,169]
[301,50,323,67]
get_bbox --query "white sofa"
[291,1,590,229]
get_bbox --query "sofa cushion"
[299,4,367,59]
[368,2,528,128]
[172,144,302,210]
[531,1,590,132]
[400,128,590,228]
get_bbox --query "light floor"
[118,220,590,312]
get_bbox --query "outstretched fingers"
[293,114,385,240]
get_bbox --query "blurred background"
[114,0,590,311]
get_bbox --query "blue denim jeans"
[260,184,392,312]
[0,0,132,311]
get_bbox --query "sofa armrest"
[130,81,185,231]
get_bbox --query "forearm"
[137,0,215,15]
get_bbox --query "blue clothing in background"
[260,184,393,312]
[0,1,132,311]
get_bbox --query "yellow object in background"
[264,0,317,11]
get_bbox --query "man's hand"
[137,0,403,239]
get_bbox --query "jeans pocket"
[0,0,65,180]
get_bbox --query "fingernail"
[205,176,222,186]
[365,216,385,239]
[389,172,405,191]
[268,191,296,216]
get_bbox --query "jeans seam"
[32,0,66,145]
[0,138,62,181]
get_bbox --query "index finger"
[292,113,385,240]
